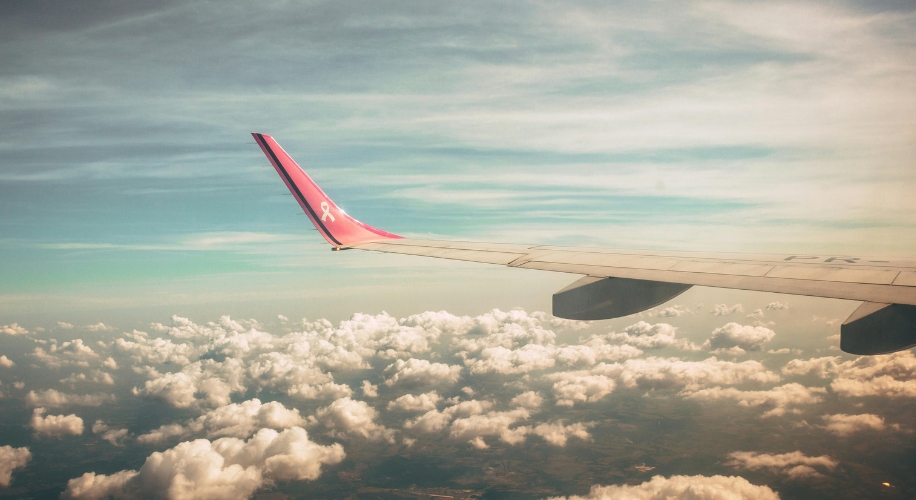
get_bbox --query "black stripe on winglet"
[255,134,343,246]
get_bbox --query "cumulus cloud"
[683,383,826,417]
[704,323,775,352]
[30,408,84,437]
[510,391,543,409]
[92,421,129,446]
[58,370,116,386]
[63,427,345,500]
[547,356,781,406]
[547,373,617,407]
[782,352,916,398]
[766,302,789,311]
[0,446,31,487]
[404,400,494,434]
[529,421,593,446]
[86,323,115,332]
[746,309,765,319]
[449,408,531,447]
[1,323,28,335]
[57,321,74,329]
[709,346,748,357]
[726,451,837,479]
[599,322,698,351]
[312,397,396,442]
[387,391,441,412]
[601,356,780,391]
[710,304,744,316]
[449,309,584,353]
[136,424,186,446]
[821,413,893,436]
[361,380,378,398]
[133,358,246,408]
[466,344,557,374]
[384,358,462,387]
[648,305,692,317]
[26,389,114,408]
[31,339,99,368]
[138,399,306,444]
[547,474,779,499]
[115,330,205,366]
[0,355,13,368]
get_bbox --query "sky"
[0,1,914,499]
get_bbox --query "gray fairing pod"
[553,276,692,321]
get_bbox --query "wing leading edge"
[253,133,916,355]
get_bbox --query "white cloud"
[361,380,378,398]
[704,323,775,352]
[821,413,892,436]
[138,399,306,444]
[546,356,782,407]
[449,309,584,353]
[114,331,205,366]
[313,397,396,442]
[404,400,493,434]
[829,352,916,398]
[782,352,916,398]
[92,421,129,446]
[1,323,28,335]
[683,383,826,417]
[63,427,345,500]
[384,358,462,387]
[599,356,781,391]
[766,302,789,311]
[26,389,114,408]
[449,408,531,447]
[466,344,557,374]
[31,339,99,368]
[58,371,116,387]
[30,408,84,437]
[710,346,747,357]
[726,451,837,479]
[133,359,246,408]
[781,356,839,378]
[648,305,691,317]
[387,391,441,412]
[710,304,744,316]
[510,391,543,409]
[86,323,115,332]
[547,474,779,499]
[767,348,801,355]
[0,355,13,368]
[530,421,593,446]
[0,446,31,487]
[57,321,74,329]
[136,424,186,445]
[547,373,617,407]
[601,322,698,351]
[746,309,765,319]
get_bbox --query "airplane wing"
[253,133,916,356]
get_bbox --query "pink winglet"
[252,133,402,248]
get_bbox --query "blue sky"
[1,0,915,323]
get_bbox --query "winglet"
[252,133,401,248]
